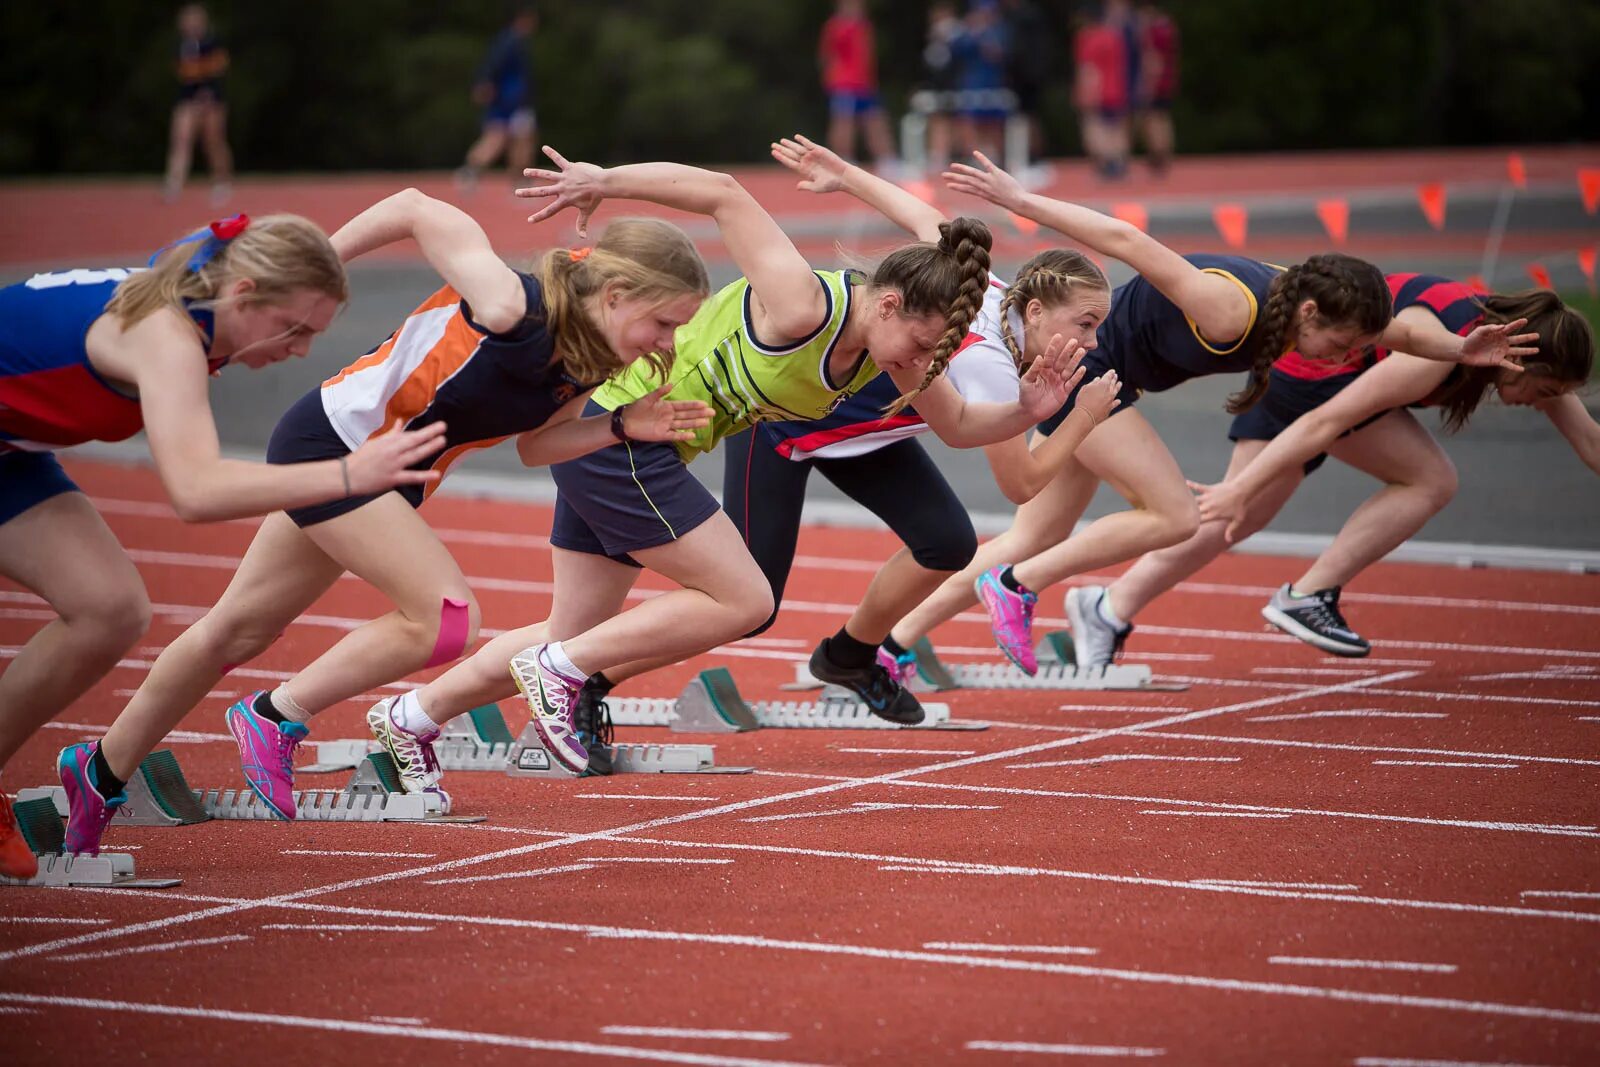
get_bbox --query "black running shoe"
[808,642,925,725]
[1261,584,1371,657]
[573,679,615,777]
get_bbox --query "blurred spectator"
[950,0,1013,161]
[1073,6,1131,179]
[1136,1,1179,175]
[457,6,539,192]
[163,3,233,206]
[920,2,964,173]
[999,0,1050,164]
[819,0,896,169]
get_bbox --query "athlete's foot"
[876,645,919,687]
[0,790,40,878]
[1065,585,1133,670]
[572,679,615,777]
[366,697,443,795]
[226,692,309,821]
[809,642,924,725]
[57,742,127,856]
[1262,584,1371,657]
[975,566,1038,675]
[509,645,589,775]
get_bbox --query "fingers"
[1498,358,1526,373]
[398,470,444,485]
[796,133,819,150]
[541,145,570,169]
[576,207,592,238]
[526,203,562,225]
[1509,333,1540,347]
[971,150,997,171]
[1063,365,1086,391]
[1224,519,1241,544]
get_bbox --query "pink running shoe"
[58,741,126,856]
[876,645,919,687]
[975,566,1038,675]
[225,692,308,821]
[509,645,589,775]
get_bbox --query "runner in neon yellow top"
[396,145,1083,774]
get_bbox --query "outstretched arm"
[771,134,947,243]
[1537,392,1600,475]
[1380,315,1537,373]
[331,188,528,334]
[944,151,1252,343]
[518,148,827,342]
[515,385,713,468]
[1193,354,1452,540]
[882,334,1084,448]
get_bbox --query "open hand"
[621,383,715,442]
[1018,333,1083,421]
[1189,477,1250,543]
[771,134,850,195]
[345,420,449,494]
[1459,317,1538,372]
[517,146,607,236]
[943,150,1027,212]
[1074,368,1122,426]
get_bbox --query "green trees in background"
[3,0,1596,176]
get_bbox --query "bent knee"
[417,594,482,666]
[75,587,152,649]
[1153,496,1202,547]
[734,586,778,637]
[910,532,979,574]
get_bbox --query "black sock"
[882,634,910,661]
[824,627,877,670]
[253,690,288,726]
[998,566,1030,596]
[88,744,127,800]
[585,671,616,696]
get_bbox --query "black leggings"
[721,425,978,637]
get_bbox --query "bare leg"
[200,101,233,194]
[464,127,508,172]
[507,123,535,179]
[0,495,150,770]
[827,110,857,160]
[1108,440,1303,620]
[864,109,896,167]
[1296,410,1457,592]
[163,102,199,199]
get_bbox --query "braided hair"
[997,249,1110,369]
[879,217,994,415]
[1227,253,1391,414]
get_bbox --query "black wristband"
[609,405,631,443]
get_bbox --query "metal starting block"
[25,750,482,826]
[504,720,749,778]
[0,796,181,889]
[605,668,982,733]
[788,635,1181,693]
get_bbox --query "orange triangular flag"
[1112,202,1148,232]
[1008,211,1040,236]
[1466,273,1488,293]
[1315,199,1349,245]
[1578,247,1597,295]
[1212,203,1248,249]
[1580,169,1600,214]
[1417,183,1447,230]
[1525,262,1552,289]
[1506,153,1527,189]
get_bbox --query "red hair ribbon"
[568,246,593,262]
[210,214,250,240]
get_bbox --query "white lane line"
[1372,760,1518,770]
[1140,810,1291,819]
[1010,755,1239,769]
[0,994,826,1067]
[1249,710,1447,723]
[1043,726,1600,768]
[880,865,1012,875]
[39,720,235,743]
[1468,666,1600,681]
[1055,705,1188,714]
[47,934,252,963]
[1192,880,1360,891]
[602,1027,790,1042]
[369,1016,428,1026]
[0,917,111,925]
[1252,667,1378,677]
[836,748,977,756]
[1350,658,1436,667]
[965,1041,1164,1057]
[743,802,1000,824]
[0,670,1425,964]
[261,924,434,933]
[581,795,722,802]
[0,1006,37,1015]
[1129,622,1600,662]
[1269,956,1457,974]
[923,943,1098,956]
[1580,717,1600,723]
[1371,687,1600,709]
[578,858,734,865]
[424,863,598,886]
[1355,1058,1557,1066]
[282,850,437,859]
[1520,890,1600,901]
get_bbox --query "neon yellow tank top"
[592,270,880,459]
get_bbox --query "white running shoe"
[509,644,589,775]
[1261,584,1370,657]
[366,697,443,794]
[1065,585,1133,670]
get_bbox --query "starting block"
[24,749,482,826]
[504,719,747,778]
[787,636,1183,694]
[0,796,180,889]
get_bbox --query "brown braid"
[876,216,994,415]
[997,249,1110,369]
[1226,252,1391,414]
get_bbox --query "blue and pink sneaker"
[225,692,308,821]
[58,741,126,856]
[975,565,1039,675]
[877,645,919,687]
[509,645,589,775]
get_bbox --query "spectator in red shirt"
[820,0,896,169]
[1136,1,1179,175]
[1073,8,1130,180]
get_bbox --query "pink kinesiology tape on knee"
[425,597,472,667]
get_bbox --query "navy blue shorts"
[1229,367,1386,475]
[0,450,80,527]
[1036,348,1142,436]
[266,388,423,528]
[550,402,722,563]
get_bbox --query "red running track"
[2,458,1599,1064]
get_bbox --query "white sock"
[1096,590,1127,631]
[269,686,314,724]
[391,690,442,735]
[539,641,586,683]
